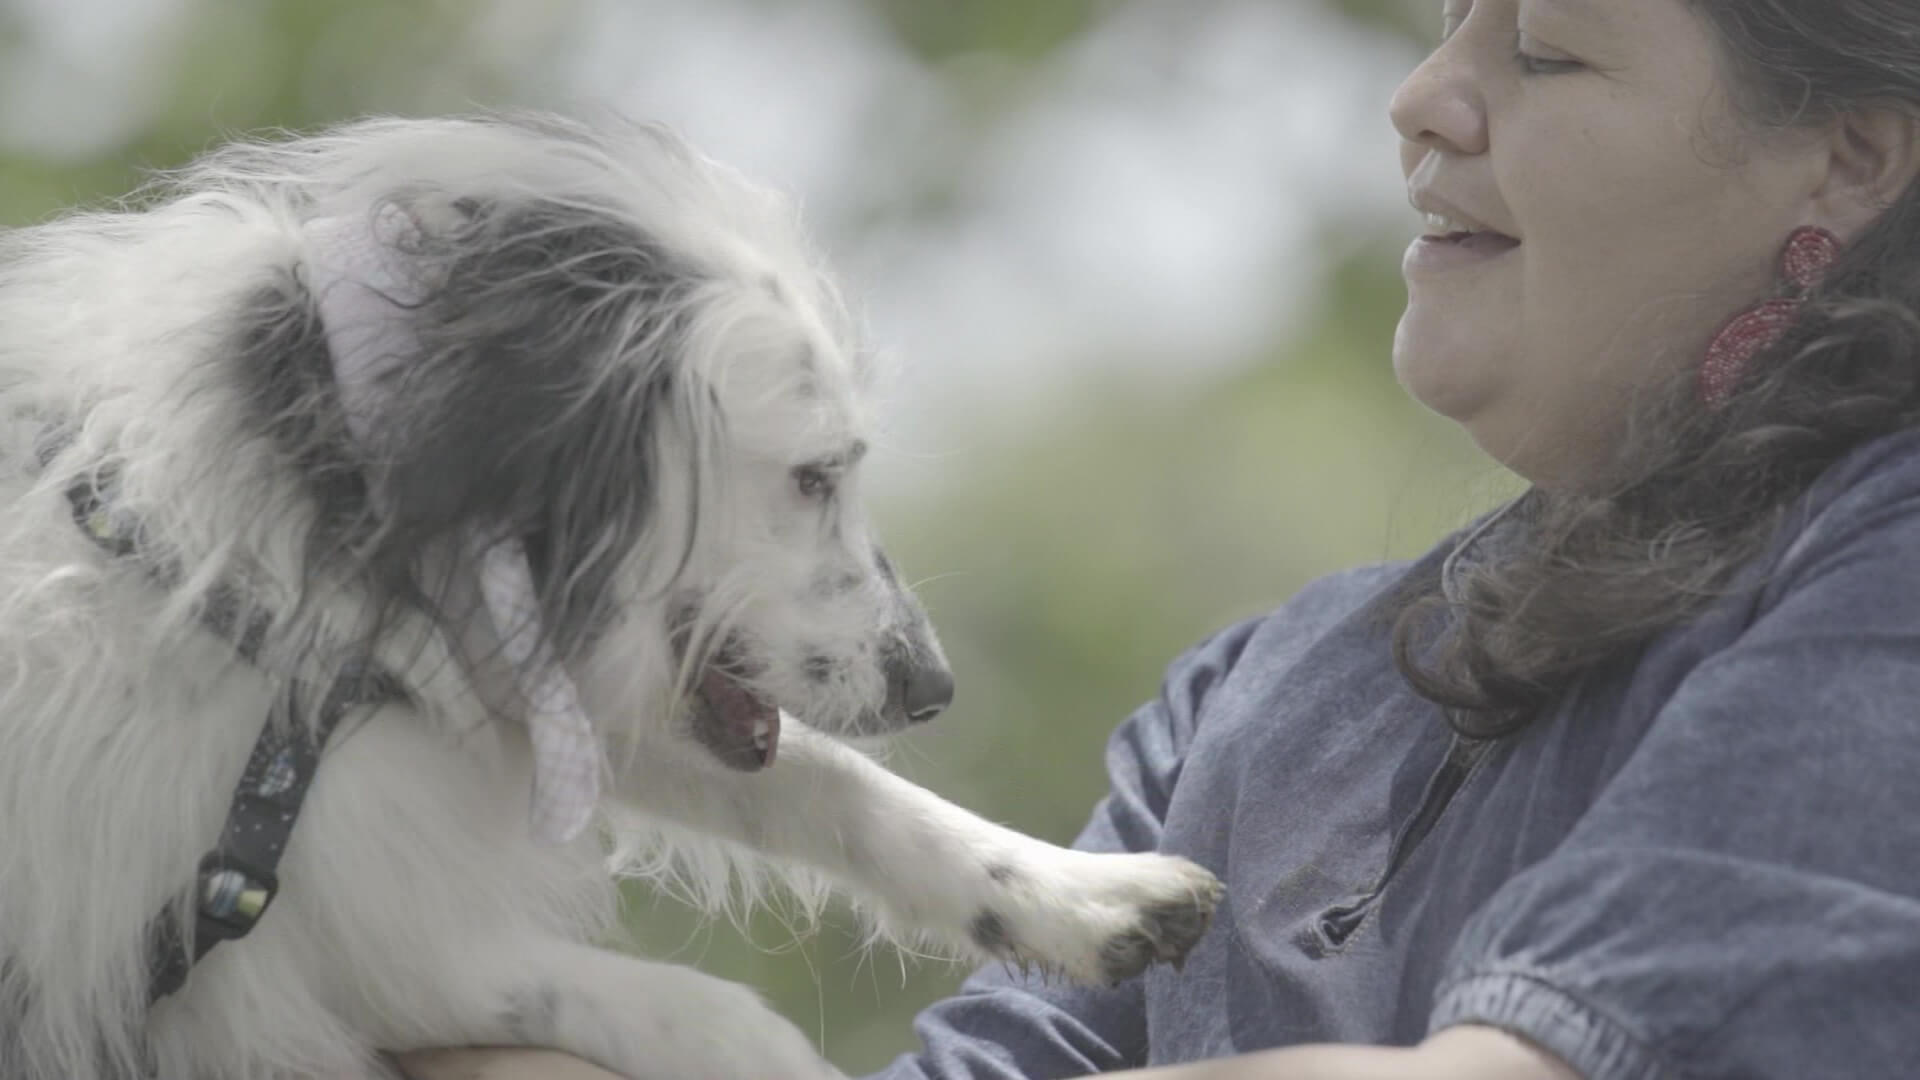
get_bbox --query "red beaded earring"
[1698,225,1843,408]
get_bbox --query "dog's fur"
[0,114,1221,1079]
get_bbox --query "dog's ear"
[375,197,706,657]
[240,196,707,659]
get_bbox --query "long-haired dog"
[0,113,1221,1079]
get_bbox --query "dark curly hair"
[1390,0,1920,739]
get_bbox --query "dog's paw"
[973,851,1223,987]
[1092,866,1223,983]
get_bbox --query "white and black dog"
[0,113,1220,1079]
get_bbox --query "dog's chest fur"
[0,475,616,1075]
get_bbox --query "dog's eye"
[794,465,837,499]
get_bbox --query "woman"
[402,0,1920,1076]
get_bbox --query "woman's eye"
[1516,52,1584,75]
[1515,34,1583,75]
[794,465,836,499]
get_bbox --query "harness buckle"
[195,851,279,940]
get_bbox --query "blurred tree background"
[0,0,1519,1072]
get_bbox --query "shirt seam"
[1430,968,1686,1080]
[1309,736,1503,954]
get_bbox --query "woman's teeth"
[1423,211,1507,240]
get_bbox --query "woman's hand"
[392,1048,627,1080]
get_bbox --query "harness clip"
[195,851,279,940]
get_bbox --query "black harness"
[55,450,405,1004]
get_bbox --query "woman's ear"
[1814,105,1920,237]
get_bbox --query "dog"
[0,113,1222,1079]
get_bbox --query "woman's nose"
[1389,43,1489,158]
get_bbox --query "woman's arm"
[392,1025,1577,1080]
[1105,1027,1578,1080]
[393,1048,625,1079]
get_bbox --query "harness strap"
[54,451,404,1003]
[140,661,400,1002]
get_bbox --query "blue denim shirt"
[869,429,1920,1080]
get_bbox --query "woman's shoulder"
[1280,560,1419,625]
[1781,428,1920,548]
[1163,557,1425,707]
[1118,559,1427,802]
[1745,427,1920,609]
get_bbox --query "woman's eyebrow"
[1538,0,1616,27]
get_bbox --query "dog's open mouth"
[689,648,781,772]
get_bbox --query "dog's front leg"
[386,937,844,1080]
[613,724,1222,986]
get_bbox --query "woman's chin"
[1391,340,1497,423]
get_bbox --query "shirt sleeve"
[863,617,1262,1080]
[1431,484,1920,1080]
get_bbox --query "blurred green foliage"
[873,0,1101,61]
[0,0,1513,1072]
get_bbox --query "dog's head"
[233,115,950,770]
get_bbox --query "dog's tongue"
[696,667,780,770]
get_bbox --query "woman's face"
[1390,0,1828,489]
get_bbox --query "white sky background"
[0,0,195,157]
[0,0,1427,485]
[556,0,1422,475]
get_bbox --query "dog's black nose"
[886,648,955,723]
[903,662,955,723]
